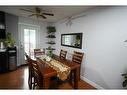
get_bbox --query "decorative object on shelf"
[47,26,56,34]
[46,35,56,38]
[46,26,56,57]
[5,32,15,47]
[122,73,127,88]
[46,46,55,50]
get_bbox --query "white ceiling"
[0,6,94,22]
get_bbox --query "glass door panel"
[24,29,36,58]
[30,29,36,57]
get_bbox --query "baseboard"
[80,76,104,89]
[17,64,28,68]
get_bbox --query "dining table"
[36,54,80,89]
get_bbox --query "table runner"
[39,55,71,81]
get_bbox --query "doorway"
[18,23,40,65]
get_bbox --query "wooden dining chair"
[72,51,84,64]
[60,49,67,60]
[70,51,84,81]
[25,53,36,89]
[31,60,43,89]
[34,49,44,58]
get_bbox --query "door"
[24,28,36,57]
[18,23,40,66]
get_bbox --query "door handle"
[20,41,24,49]
[20,44,24,49]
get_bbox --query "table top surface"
[36,55,80,78]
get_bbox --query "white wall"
[6,13,18,45]
[5,13,19,66]
[54,7,127,89]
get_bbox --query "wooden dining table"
[36,55,80,89]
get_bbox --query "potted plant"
[122,73,127,88]
[47,26,56,34]
[5,32,15,47]
[46,46,53,57]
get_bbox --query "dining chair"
[25,53,36,89]
[34,49,44,58]
[70,51,84,81]
[72,51,84,64]
[60,49,67,60]
[31,60,43,89]
[26,52,56,89]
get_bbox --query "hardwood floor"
[0,66,95,89]
[0,66,28,89]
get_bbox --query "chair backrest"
[60,49,67,60]
[32,60,43,89]
[25,53,33,75]
[34,49,44,57]
[25,53,31,67]
[72,51,84,64]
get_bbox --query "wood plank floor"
[0,66,96,89]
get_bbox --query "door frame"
[18,23,40,66]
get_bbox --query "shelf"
[46,35,56,38]
[46,26,56,52]
[46,37,56,38]
[46,48,56,50]
[46,42,56,44]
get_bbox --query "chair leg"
[33,77,36,89]
[28,77,32,89]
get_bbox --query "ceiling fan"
[61,14,87,26]
[20,7,54,19]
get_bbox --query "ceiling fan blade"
[20,8,34,13]
[40,15,47,19]
[28,14,36,17]
[42,13,54,16]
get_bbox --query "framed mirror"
[61,33,82,49]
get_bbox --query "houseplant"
[122,73,127,88]
[46,46,53,57]
[47,26,56,34]
[46,26,56,57]
[5,32,15,47]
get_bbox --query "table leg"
[68,71,73,86]
[43,77,50,89]
[74,67,80,89]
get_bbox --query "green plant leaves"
[5,32,15,47]
[122,73,127,88]
[47,26,56,34]
[123,80,127,87]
